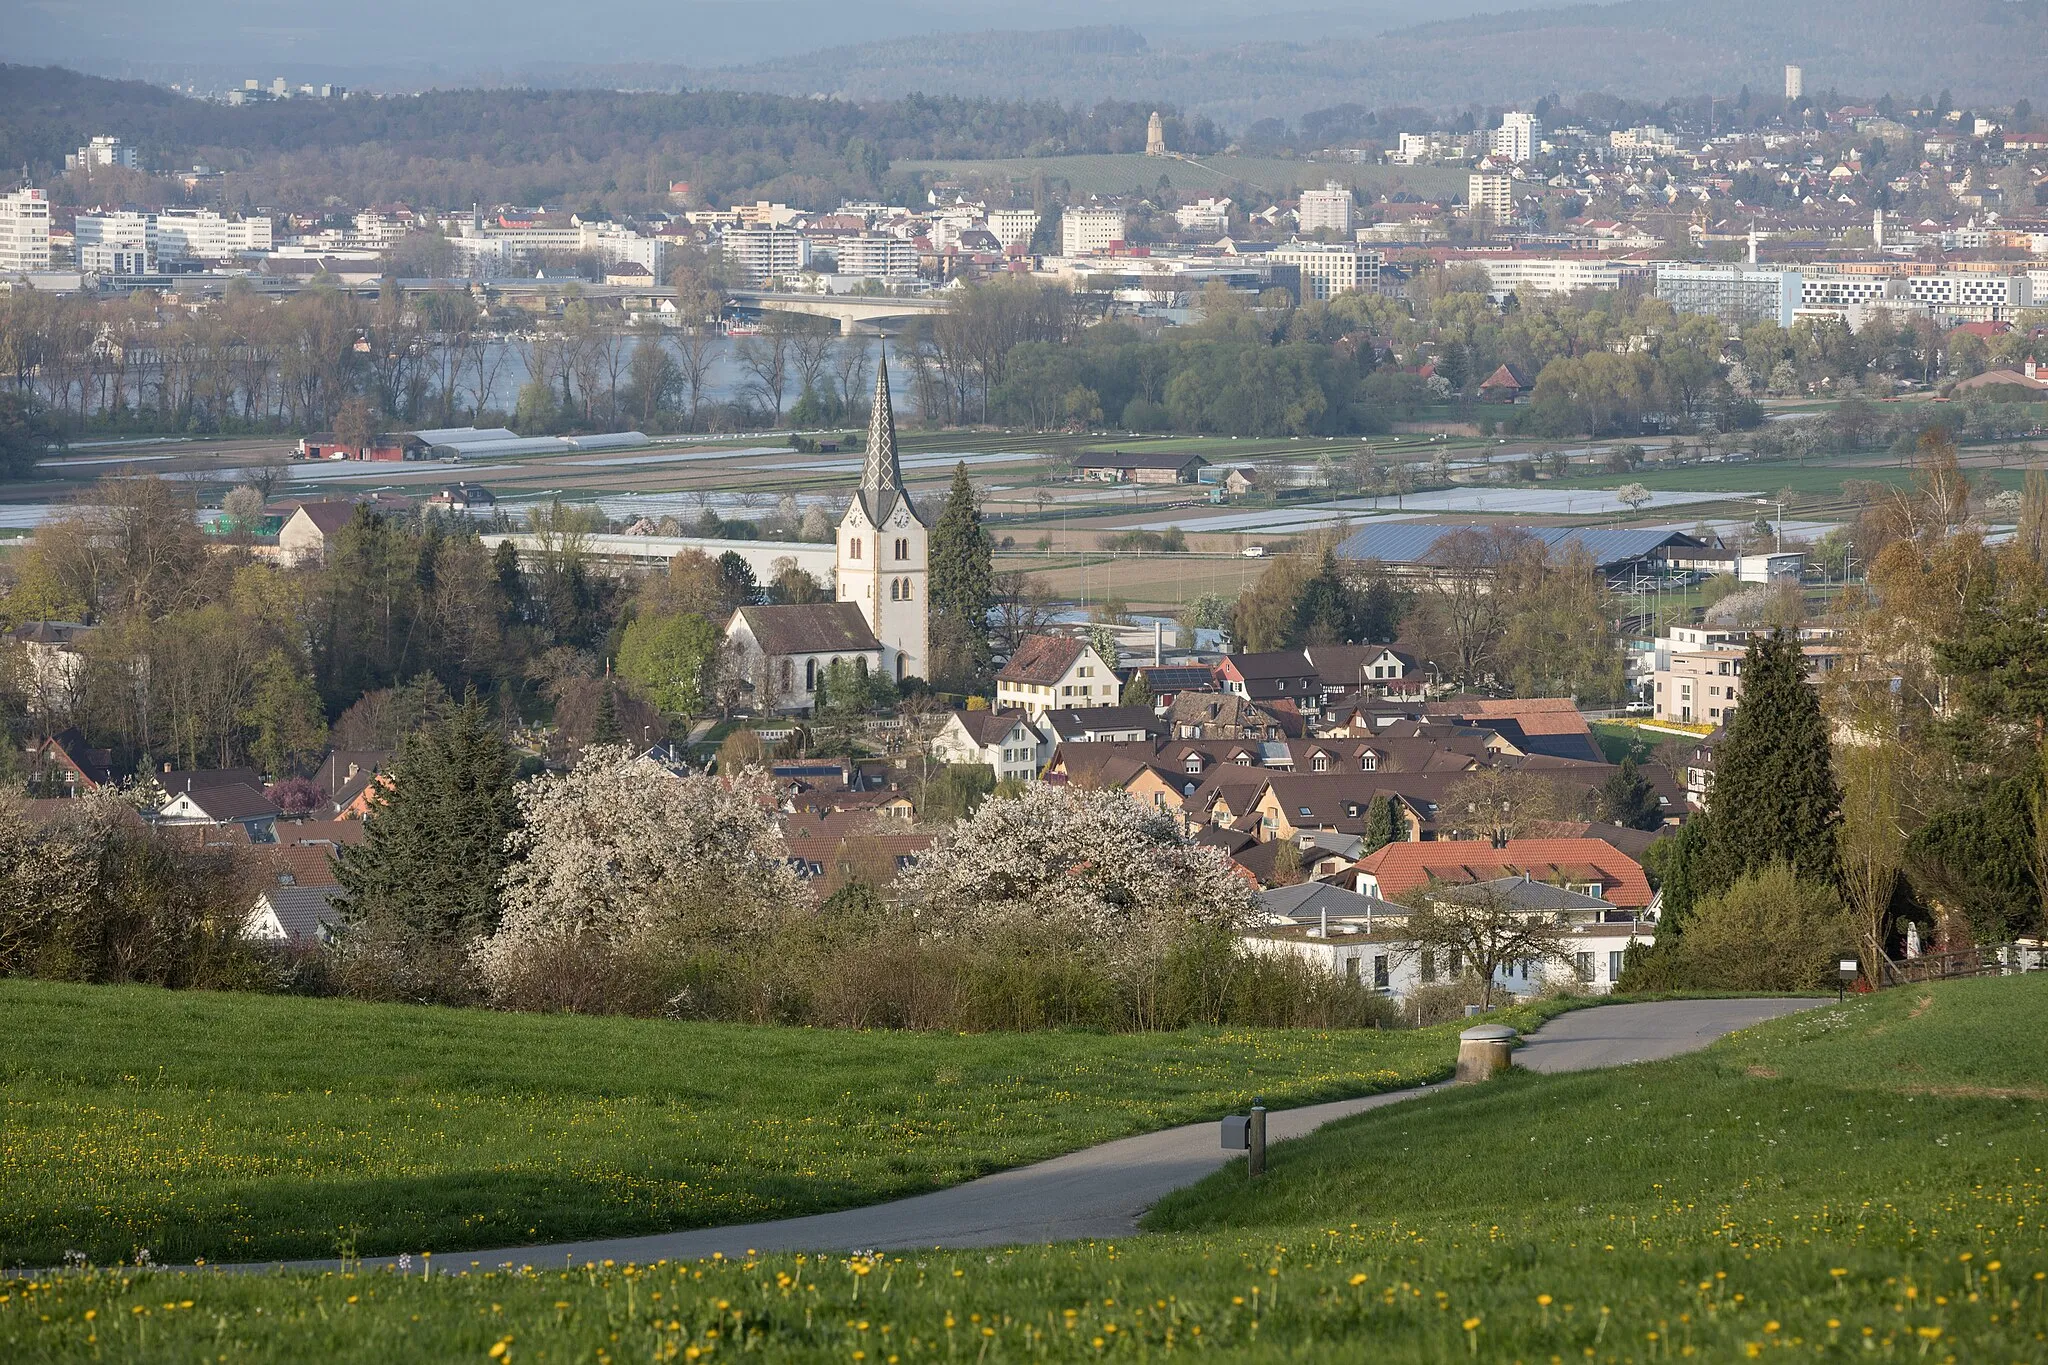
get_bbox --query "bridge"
[726,289,949,334]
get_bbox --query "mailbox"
[1221,1115,1251,1151]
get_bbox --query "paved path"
[252,997,1821,1275]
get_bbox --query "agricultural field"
[5,976,2041,1361]
[0,979,1455,1266]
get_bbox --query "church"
[722,354,931,712]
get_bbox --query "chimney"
[1153,619,1163,667]
[2028,356,2039,381]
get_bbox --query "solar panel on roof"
[1333,523,1700,570]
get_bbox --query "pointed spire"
[861,348,903,497]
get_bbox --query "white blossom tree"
[899,785,1257,962]
[472,746,804,1009]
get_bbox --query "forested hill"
[661,0,2048,125]
[0,65,1221,213]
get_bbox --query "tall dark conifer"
[928,460,993,678]
[1699,631,1840,891]
[333,692,520,951]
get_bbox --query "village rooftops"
[996,634,1088,687]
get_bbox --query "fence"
[1869,941,2047,989]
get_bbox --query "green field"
[893,153,1468,204]
[0,980,1455,1266]
[5,977,2041,1361]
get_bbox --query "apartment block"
[1060,206,1127,257]
[1655,264,1803,327]
[153,209,273,262]
[1268,241,1381,301]
[1297,181,1355,235]
[0,188,52,275]
[1467,173,1514,222]
[832,232,920,282]
[985,209,1040,248]
[1173,198,1232,235]
[1475,254,1648,299]
[722,226,810,284]
[75,210,157,275]
[1492,111,1538,163]
[66,136,139,172]
[1650,626,1839,726]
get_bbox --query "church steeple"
[856,349,917,525]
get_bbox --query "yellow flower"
[1349,1274,1368,1287]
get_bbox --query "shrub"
[1676,859,1853,991]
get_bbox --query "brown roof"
[732,603,882,656]
[782,831,935,900]
[950,708,1040,746]
[289,502,359,536]
[997,634,1087,686]
[177,782,282,822]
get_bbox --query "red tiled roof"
[1353,837,1652,907]
[997,634,1087,686]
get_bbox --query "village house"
[278,502,360,566]
[1348,837,1654,912]
[1072,451,1209,484]
[995,635,1119,720]
[929,708,1047,784]
[153,768,282,843]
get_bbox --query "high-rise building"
[832,233,920,282]
[65,135,139,172]
[153,209,273,262]
[835,353,928,682]
[721,226,810,284]
[1493,111,1538,163]
[1060,206,1127,257]
[985,209,1041,248]
[1654,264,1803,328]
[1268,242,1381,301]
[1784,65,1803,101]
[1468,173,1514,223]
[1297,181,1356,236]
[0,187,52,275]
[75,210,157,275]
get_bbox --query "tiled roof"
[950,708,1039,746]
[733,603,882,657]
[997,634,1087,686]
[1353,837,1652,907]
[289,502,359,536]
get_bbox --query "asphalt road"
[253,996,1821,1275]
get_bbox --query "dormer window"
[1311,754,1330,772]
[1360,752,1378,771]
[1183,755,1203,774]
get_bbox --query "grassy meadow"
[5,976,2044,1360]
[0,979,1457,1266]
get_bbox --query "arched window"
[895,654,907,681]
[849,537,863,561]
[888,579,899,600]
[804,658,816,691]
[894,537,909,560]
[899,578,912,600]
[780,658,793,691]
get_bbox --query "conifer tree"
[1120,671,1153,708]
[1699,631,1840,892]
[333,692,520,963]
[928,461,993,676]
[593,680,622,745]
[1364,794,1405,852]
[1597,757,1661,830]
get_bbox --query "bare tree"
[1440,768,1576,845]
[833,334,873,413]
[786,315,838,407]
[736,324,791,422]
[1398,882,1574,1009]
[989,571,1060,658]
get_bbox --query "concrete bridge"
[727,289,949,334]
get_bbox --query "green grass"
[1589,720,1660,765]
[6,978,2042,1361]
[0,979,1457,1266]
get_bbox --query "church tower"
[835,351,929,682]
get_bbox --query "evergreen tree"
[1699,632,1840,891]
[593,680,622,745]
[1596,757,1661,831]
[1120,671,1153,708]
[332,692,520,965]
[1291,549,1358,645]
[1364,794,1405,852]
[927,461,994,678]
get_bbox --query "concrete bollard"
[1455,1024,1518,1083]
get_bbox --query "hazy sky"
[4,0,1557,84]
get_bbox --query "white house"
[930,708,1046,783]
[994,635,1119,721]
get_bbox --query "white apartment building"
[1060,206,1127,257]
[1608,126,1677,155]
[1174,198,1232,235]
[0,188,53,275]
[153,209,272,262]
[1799,267,2032,324]
[1269,241,1381,301]
[1784,65,1803,100]
[985,209,1040,248]
[66,136,139,172]
[1655,264,1803,327]
[1491,111,1538,163]
[583,225,668,281]
[75,210,157,275]
[832,232,920,282]
[1650,626,1840,726]
[1297,181,1355,235]
[722,226,810,284]
[1476,255,1649,299]
[1467,173,1514,222]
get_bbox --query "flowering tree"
[472,746,803,1008]
[899,785,1257,960]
